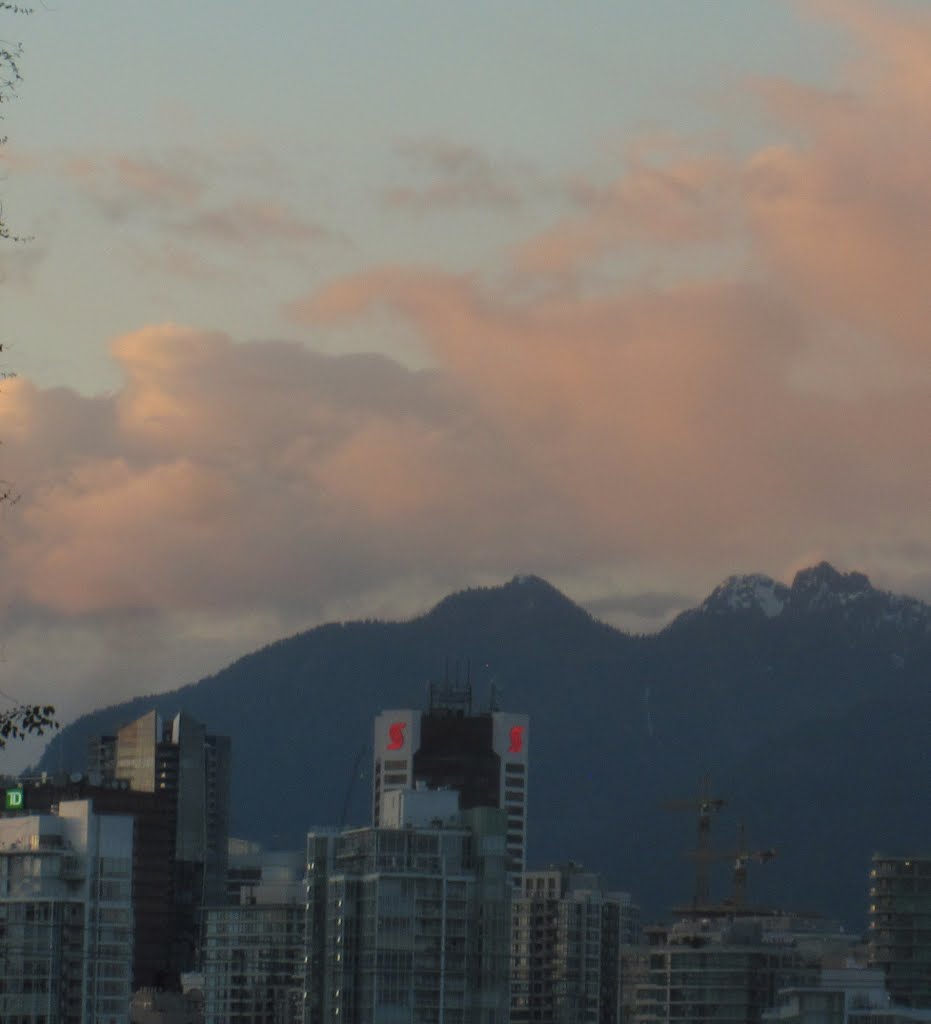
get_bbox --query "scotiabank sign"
[387,721,407,750]
[377,711,419,756]
[493,714,528,762]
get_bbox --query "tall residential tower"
[305,791,512,1024]
[869,854,931,1009]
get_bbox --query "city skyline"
[0,1,929,763]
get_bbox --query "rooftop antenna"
[427,665,473,715]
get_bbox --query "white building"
[0,798,134,1024]
[763,967,931,1023]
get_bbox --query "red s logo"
[508,726,524,753]
[387,721,407,751]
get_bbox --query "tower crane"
[663,771,727,908]
[688,820,777,908]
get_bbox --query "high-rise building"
[90,711,231,905]
[869,855,931,1009]
[6,774,174,990]
[511,864,639,1024]
[201,847,305,1024]
[305,791,512,1024]
[0,799,134,1024]
[88,709,232,972]
[372,681,528,871]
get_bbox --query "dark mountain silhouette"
[37,563,931,929]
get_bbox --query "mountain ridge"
[679,560,930,627]
[34,564,931,928]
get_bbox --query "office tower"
[0,799,134,1024]
[869,855,931,1009]
[510,864,639,1024]
[201,847,305,1024]
[372,680,529,870]
[88,709,232,972]
[91,710,232,905]
[5,774,174,990]
[305,791,512,1024]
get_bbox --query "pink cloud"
[382,138,524,212]
[283,0,931,590]
[60,147,340,267]
[1,0,928,633]
[180,199,336,247]
[520,153,738,274]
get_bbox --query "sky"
[1,1,929,768]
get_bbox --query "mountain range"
[36,562,931,929]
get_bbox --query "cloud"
[382,138,524,212]
[739,7,931,362]
[2,1,930,742]
[61,147,339,266]
[520,150,738,274]
[65,153,206,222]
[288,0,931,586]
[584,590,698,624]
[514,3,931,371]
[0,326,545,620]
[179,199,337,248]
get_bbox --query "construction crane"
[728,821,777,907]
[688,820,777,908]
[664,771,727,908]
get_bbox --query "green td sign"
[4,787,24,811]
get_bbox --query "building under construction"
[621,915,823,1024]
[618,775,850,1024]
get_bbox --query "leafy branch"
[1,2,30,241]
[0,704,58,746]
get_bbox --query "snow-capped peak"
[789,562,872,610]
[701,573,790,618]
